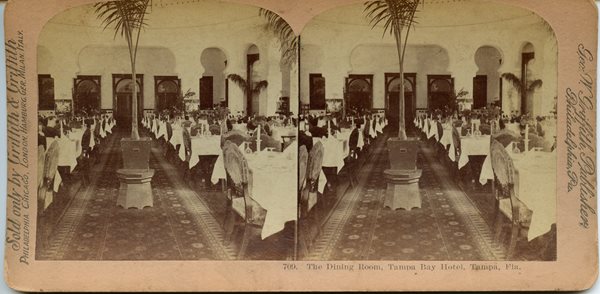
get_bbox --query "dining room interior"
[35,0,558,263]
[297,0,557,261]
[36,0,299,260]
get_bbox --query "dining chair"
[436,121,446,162]
[450,126,462,182]
[38,140,59,252]
[222,141,267,259]
[343,127,360,187]
[182,127,192,182]
[490,139,532,260]
[209,124,221,135]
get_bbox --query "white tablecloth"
[512,152,556,241]
[314,137,348,172]
[212,150,296,239]
[480,150,556,241]
[187,135,222,169]
[232,123,247,132]
[338,128,364,149]
[57,137,78,173]
[271,126,296,143]
[438,125,454,149]
[456,135,490,169]
[246,152,297,239]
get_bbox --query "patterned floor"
[38,131,235,260]
[304,138,505,261]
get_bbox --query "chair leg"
[237,224,252,260]
[493,210,504,244]
[222,208,235,246]
[506,223,520,260]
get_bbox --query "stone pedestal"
[383,169,422,211]
[116,169,155,209]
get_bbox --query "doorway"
[345,74,373,115]
[155,76,180,112]
[113,74,143,130]
[73,75,101,114]
[385,73,416,129]
[472,75,487,109]
[427,75,454,111]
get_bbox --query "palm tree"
[501,72,543,114]
[364,0,421,139]
[258,8,298,66]
[94,0,151,139]
[227,73,268,115]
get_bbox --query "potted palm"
[95,0,154,209]
[95,0,151,169]
[501,72,543,115]
[364,0,421,171]
[227,73,268,116]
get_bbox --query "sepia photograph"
[35,0,299,261]
[297,0,557,261]
[3,0,598,291]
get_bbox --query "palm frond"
[259,8,298,65]
[94,0,150,39]
[227,74,249,94]
[252,80,269,94]
[501,72,523,94]
[527,79,543,92]
[364,0,420,38]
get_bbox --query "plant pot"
[386,137,419,171]
[120,137,152,169]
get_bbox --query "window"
[38,74,54,111]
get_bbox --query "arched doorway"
[427,75,454,111]
[385,73,416,129]
[155,76,180,112]
[73,76,101,114]
[246,44,260,115]
[345,74,373,115]
[113,74,143,130]
[200,47,227,110]
[474,46,503,109]
[521,42,535,114]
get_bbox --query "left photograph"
[36,0,299,260]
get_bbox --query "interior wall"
[37,0,295,116]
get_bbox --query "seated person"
[535,116,545,137]
[38,120,46,150]
[43,116,60,138]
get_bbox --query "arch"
[473,45,503,109]
[115,78,141,93]
[73,76,101,114]
[200,47,228,109]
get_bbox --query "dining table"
[454,134,491,169]
[480,149,556,241]
[211,145,297,239]
[186,135,222,169]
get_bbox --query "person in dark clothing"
[38,121,47,150]
[298,131,313,152]
[79,122,93,185]
[43,116,60,138]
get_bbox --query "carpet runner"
[305,140,505,261]
[37,133,235,260]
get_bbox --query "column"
[498,46,521,115]
[225,49,247,116]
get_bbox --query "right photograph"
[297,0,557,261]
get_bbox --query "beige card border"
[3,0,599,291]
